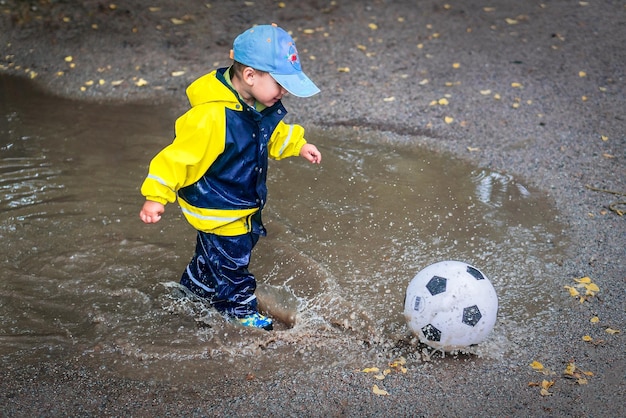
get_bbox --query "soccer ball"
[404,260,498,351]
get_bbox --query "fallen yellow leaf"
[368,23,378,30]
[373,385,389,396]
[541,380,554,389]
[590,316,600,323]
[467,146,480,152]
[438,98,449,105]
[585,283,599,293]
[540,388,552,396]
[564,286,580,297]
[337,67,350,73]
[564,362,576,375]
[511,82,523,88]
[171,71,185,77]
[135,78,149,87]
[171,18,185,25]
[577,378,588,385]
[506,18,519,25]
[582,335,593,342]
[444,116,454,124]
[605,328,620,335]
[362,367,380,373]
[480,89,491,95]
[530,361,544,371]
[374,373,386,380]
[383,97,395,102]
[574,276,591,284]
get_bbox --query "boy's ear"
[241,67,257,86]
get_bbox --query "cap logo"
[286,43,300,69]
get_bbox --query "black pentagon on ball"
[426,275,447,295]
[421,324,442,341]
[462,304,482,326]
[466,265,485,280]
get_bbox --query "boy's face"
[246,70,288,107]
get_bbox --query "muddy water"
[0,74,567,383]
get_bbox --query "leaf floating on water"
[372,384,389,396]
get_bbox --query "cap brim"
[270,72,320,98]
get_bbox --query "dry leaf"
[467,146,480,152]
[530,361,544,371]
[564,363,576,376]
[582,335,593,342]
[444,116,454,124]
[480,89,491,95]
[511,82,523,88]
[368,23,378,30]
[590,316,600,323]
[605,328,620,335]
[579,71,587,77]
[373,385,389,396]
[135,78,149,87]
[337,67,350,73]
[564,286,580,297]
[438,98,449,105]
[540,388,552,396]
[505,18,519,25]
[362,367,380,373]
[574,276,591,284]
[383,97,395,102]
[171,71,185,77]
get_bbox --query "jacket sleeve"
[140,104,226,204]
[267,121,307,160]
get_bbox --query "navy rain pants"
[180,231,260,318]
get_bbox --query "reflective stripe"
[277,124,294,156]
[186,265,215,293]
[241,294,257,304]
[146,174,171,189]
[180,207,241,222]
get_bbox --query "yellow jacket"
[141,68,307,235]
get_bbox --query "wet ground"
[1,0,624,416]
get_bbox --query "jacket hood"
[185,68,238,108]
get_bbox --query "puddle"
[0,74,568,383]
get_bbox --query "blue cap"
[232,24,320,98]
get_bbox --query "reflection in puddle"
[0,74,568,383]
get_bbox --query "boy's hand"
[300,143,322,164]
[140,200,165,224]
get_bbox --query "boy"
[139,24,322,331]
